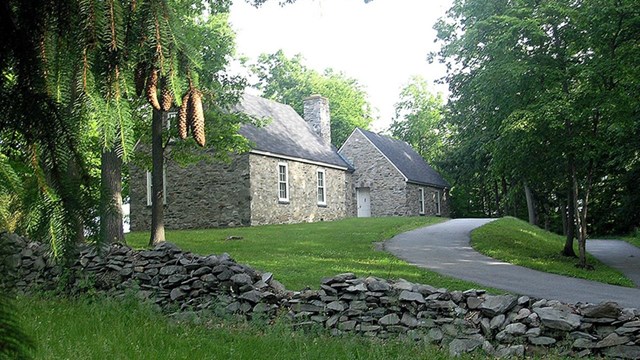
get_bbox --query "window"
[419,188,425,215]
[317,169,326,205]
[278,162,289,202]
[435,190,441,216]
[146,169,167,206]
[166,111,177,129]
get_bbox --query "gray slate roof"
[235,94,351,170]
[356,128,450,189]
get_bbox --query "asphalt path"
[385,218,640,309]
[588,239,640,288]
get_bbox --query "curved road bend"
[385,218,640,309]
[588,239,640,288]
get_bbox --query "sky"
[228,0,453,131]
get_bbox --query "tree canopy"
[433,0,640,265]
[0,0,258,251]
[251,50,374,147]
[389,76,445,166]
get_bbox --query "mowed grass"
[126,217,484,292]
[624,234,640,249]
[471,217,634,287]
[18,296,473,360]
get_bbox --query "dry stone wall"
[3,232,640,359]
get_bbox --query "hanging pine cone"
[134,62,147,97]
[146,68,161,111]
[160,78,173,112]
[188,89,205,147]
[177,90,190,140]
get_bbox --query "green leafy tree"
[389,76,445,165]
[251,50,374,147]
[434,0,640,266]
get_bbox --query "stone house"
[130,94,449,231]
[338,128,450,218]
[129,94,353,231]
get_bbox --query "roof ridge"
[356,127,450,189]
[236,93,351,170]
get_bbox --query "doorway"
[356,187,371,217]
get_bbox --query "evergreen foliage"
[0,0,259,251]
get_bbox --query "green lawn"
[126,217,486,292]
[624,234,640,249]
[18,295,472,360]
[471,217,634,287]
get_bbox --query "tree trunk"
[560,201,568,235]
[524,181,537,225]
[64,159,85,245]
[562,188,577,257]
[100,147,124,244]
[571,163,587,267]
[501,177,509,216]
[149,109,166,246]
[543,201,551,231]
[494,180,501,217]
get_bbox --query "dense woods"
[430,0,640,264]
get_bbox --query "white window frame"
[435,190,441,216]
[278,162,289,203]
[419,188,425,215]
[146,168,167,206]
[317,169,326,206]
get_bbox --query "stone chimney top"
[303,95,331,145]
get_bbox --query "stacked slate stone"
[3,231,640,359]
[2,232,59,291]
[290,274,640,358]
[1,232,287,316]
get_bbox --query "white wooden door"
[356,187,371,217]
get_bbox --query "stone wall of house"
[130,153,251,231]
[344,171,356,218]
[248,154,348,225]
[405,183,451,217]
[340,130,450,218]
[339,130,411,217]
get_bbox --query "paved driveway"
[588,239,640,288]
[385,218,640,309]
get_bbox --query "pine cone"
[134,62,147,97]
[146,68,161,111]
[160,79,173,112]
[188,89,205,147]
[177,91,190,140]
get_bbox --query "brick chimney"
[303,95,331,145]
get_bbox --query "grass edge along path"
[19,295,476,360]
[471,217,634,288]
[623,234,640,249]
[126,217,486,292]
